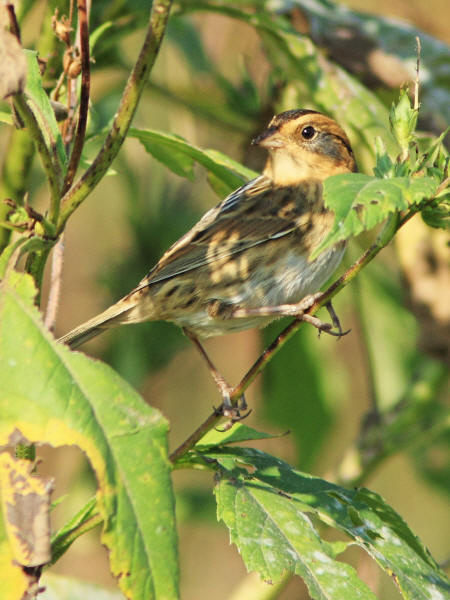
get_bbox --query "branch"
[62,0,91,196]
[170,211,410,464]
[44,234,65,331]
[57,0,173,232]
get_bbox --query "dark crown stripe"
[271,109,320,127]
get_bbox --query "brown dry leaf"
[395,217,450,363]
[0,28,27,99]
[0,452,53,567]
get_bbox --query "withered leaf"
[0,28,27,99]
[0,452,53,567]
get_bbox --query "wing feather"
[135,175,303,290]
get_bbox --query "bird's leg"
[324,301,346,337]
[230,292,321,320]
[183,329,249,420]
[229,293,350,337]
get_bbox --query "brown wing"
[135,176,304,290]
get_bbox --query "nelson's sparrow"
[59,109,357,413]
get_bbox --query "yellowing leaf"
[0,453,52,567]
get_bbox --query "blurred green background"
[1,0,448,598]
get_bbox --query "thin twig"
[44,234,65,331]
[414,37,421,112]
[69,0,75,24]
[57,0,173,233]
[63,0,91,195]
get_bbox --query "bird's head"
[252,109,357,185]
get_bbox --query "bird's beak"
[252,126,284,149]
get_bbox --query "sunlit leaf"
[201,446,450,599]
[311,173,438,258]
[0,271,178,600]
[196,423,281,449]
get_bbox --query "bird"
[59,109,357,415]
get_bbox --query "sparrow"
[59,109,357,413]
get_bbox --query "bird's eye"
[301,126,316,140]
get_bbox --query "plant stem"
[62,0,91,195]
[44,234,65,331]
[57,0,173,232]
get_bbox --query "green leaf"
[311,173,438,258]
[216,470,366,599]
[0,237,48,278]
[50,498,99,565]
[389,90,418,152]
[0,271,178,600]
[196,423,282,449]
[421,200,450,229]
[129,128,257,196]
[206,446,450,599]
[23,50,66,172]
[90,21,115,54]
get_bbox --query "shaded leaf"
[129,127,256,195]
[421,199,450,229]
[0,271,178,600]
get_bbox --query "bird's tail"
[58,296,140,349]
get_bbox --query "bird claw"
[215,406,252,432]
[300,300,350,339]
[214,393,251,431]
